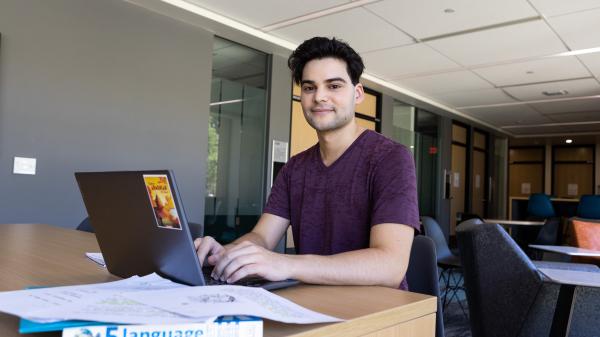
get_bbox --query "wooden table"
[0,224,436,337]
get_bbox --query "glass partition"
[204,37,269,243]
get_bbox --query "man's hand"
[210,241,293,283]
[194,236,225,267]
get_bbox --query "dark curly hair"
[288,37,365,85]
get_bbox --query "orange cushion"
[570,219,600,264]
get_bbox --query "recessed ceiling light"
[542,90,568,96]
[444,8,455,13]
[565,139,573,144]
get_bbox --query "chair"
[528,217,561,260]
[533,217,560,246]
[570,217,600,265]
[76,217,94,233]
[457,222,600,337]
[576,194,600,219]
[406,235,444,337]
[421,216,467,317]
[526,193,555,220]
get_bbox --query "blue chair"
[576,194,600,219]
[526,193,555,220]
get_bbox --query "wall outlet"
[13,157,37,175]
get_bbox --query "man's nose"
[314,87,328,103]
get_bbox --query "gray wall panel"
[0,0,213,233]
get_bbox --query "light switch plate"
[13,157,37,175]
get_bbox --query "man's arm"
[195,213,289,267]
[212,222,414,288]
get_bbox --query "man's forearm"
[226,231,268,249]
[288,248,407,288]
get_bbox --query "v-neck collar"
[314,129,371,170]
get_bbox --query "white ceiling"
[143,0,600,138]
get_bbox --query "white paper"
[567,183,578,196]
[123,285,343,324]
[85,252,106,267]
[521,182,531,194]
[453,172,460,188]
[272,140,288,163]
[0,274,211,324]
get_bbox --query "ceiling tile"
[548,8,600,50]
[503,78,600,101]
[463,105,552,126]
[437,88,516,107]
[473,56,592,87]
[184,0,349,28]
[365,0,537,39]
[542,110,600,123]
[270,8,413,53]
[362,44,461,79]
[578,54,600,79]
[427,20,567,66]
[531,97,600,114]
[393,70,493,95]
[529,0,600,18]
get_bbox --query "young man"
[195,37,419,290]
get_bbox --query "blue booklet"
[19,316,262,334]
[19,318,108,334]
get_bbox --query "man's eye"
[329,84,341,89]
[302,86,315,92]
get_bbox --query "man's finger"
[212,245,257,279]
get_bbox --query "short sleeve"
[263,160,292,220]
[370,145,420,231]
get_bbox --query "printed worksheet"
[123,285,343,324]
[0,274,212,324]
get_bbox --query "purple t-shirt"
[264,130,420,290]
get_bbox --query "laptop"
[75,170,298,290]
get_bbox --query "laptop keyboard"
[202,267,265,287]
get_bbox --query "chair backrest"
[406,235,444,337]
[526,193,555,219]
[570,218,600,265]
[457,223,544,337]
[421,216,453,260]
[76,217,94,233]
[533,216,560,246]
[457,217,484,231]
[577,194,600,219]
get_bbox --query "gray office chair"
[421,216,467,317]
[457,222,600,337]
[76,217,94,233]
[406,235,444,337]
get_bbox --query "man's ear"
[354,83,365,104]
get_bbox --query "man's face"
[300,57,364,132]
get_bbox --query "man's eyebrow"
[300,77,347,85]
[325,77,347,83]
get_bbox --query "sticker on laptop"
[143,174,182,230]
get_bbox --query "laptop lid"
[75,170,205,286]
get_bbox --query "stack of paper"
[0,273,341,333]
